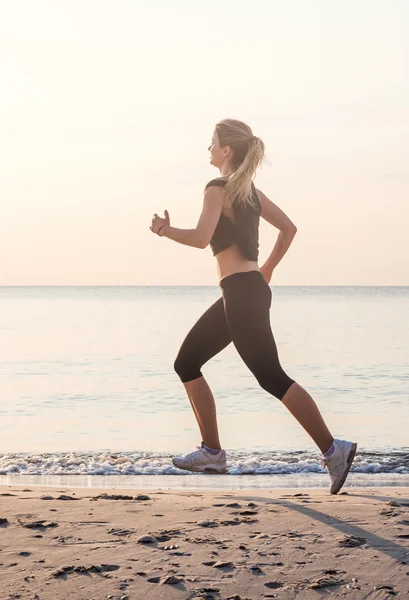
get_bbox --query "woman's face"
[208,131,227,168]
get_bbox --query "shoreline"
[1,484,408,599]
[1,472,409,492]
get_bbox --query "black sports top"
[204,178,261,261]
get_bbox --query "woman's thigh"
[224,282,278,370]
[222,273,295,399]
[174,297,232,382]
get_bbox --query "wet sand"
[0,485,408,599]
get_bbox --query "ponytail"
[215,119,265,208]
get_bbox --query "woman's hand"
[150,210,170,235]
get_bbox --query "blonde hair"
[215,118,265,208]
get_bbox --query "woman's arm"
[157,186,224,249]
[259,230,297,282]
[159,225,203,248]
[256,188,297,283]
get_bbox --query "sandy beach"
[0,485,408,599]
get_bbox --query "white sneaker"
[322,439,357,494]
[172,442,227,474]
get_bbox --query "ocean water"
[1,285,408,490]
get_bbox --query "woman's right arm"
[256,189,297,283]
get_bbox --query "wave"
[0,448,408,476]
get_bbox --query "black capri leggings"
[174,270,296,401]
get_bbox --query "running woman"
[150,118,357,494]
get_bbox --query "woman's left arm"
[150,186,224,249]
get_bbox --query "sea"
[0,286,408,491]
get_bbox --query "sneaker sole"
[172,460,227,474]
[330,442,357,495]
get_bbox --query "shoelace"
[321,457,337,478]
[185,446,205,461]
[185,446,223,462]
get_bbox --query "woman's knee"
[257,371,296,401]
[173,354,202,383]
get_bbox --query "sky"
[1,0,408,285]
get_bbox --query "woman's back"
[204,177,262,281]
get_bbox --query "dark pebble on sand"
[137,535,157,544]
[194,587,220,598]
[162,575,181,585]
[108,527,134,536]
[92,494,134,501]
[57,495,78,501]
[338,535,367,547]
[374,585,397,595]
[197,519,218,528]
[52,563,121,577]
[18,520,58,529]
[264,581,283,589]
[249,565,263,572]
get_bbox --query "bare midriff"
[216,243,260,282]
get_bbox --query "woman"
[150,118,357,494]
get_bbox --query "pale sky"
[1,0,408,285]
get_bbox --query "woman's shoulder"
[204,176,229,191]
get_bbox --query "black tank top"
[204,178,261,261]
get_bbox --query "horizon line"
[1,284,409,288]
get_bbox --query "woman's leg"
[279,383,333,455]
[174,297,232,450]
[222,272,334,455]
